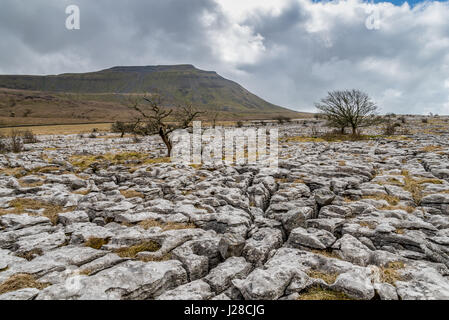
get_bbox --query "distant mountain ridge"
[0,64,294,114]
[0,64,310,127]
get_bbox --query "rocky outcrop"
[1,122,449,300]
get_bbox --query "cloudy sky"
[1,0,449,114]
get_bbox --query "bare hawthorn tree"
[315,89,383,134]
[130,94,204,156]
[111,121,138,138]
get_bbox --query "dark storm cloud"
[0,0,448,114]
[0,0,220,74]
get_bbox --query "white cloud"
[445,79,449,89]
[201,11,266,65]
[215,0,291,22]
[210,0,449,114]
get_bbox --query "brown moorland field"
[0,120,296,135]
[0,123,114,135]
[0,88,310,128]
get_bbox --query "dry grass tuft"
[281,136,325,143]
[79,269,92,276]
[84,237,109,250]
[143,157,171,165]
[128,167,139,174]
[111,152,147,162]
[69,152,170,171]
[381,177,404,186]
[15,248,43,261]
[0,123,113,136]
[298,286,353,300]
[35,166,61,174]
[420,145,442,152]
[114,241,161,258]
[0,274,50,295]
[363,194,400,206]
[306,269,339,285]
[379,205,415,213]
[139,253,173,262]
[69,155,102,170]
[18,181,45,188]
[401,171,424,205]
[358,221,377,229]
[137,219,161,229]
[138,219,196,231]
[380,261,406,285]
[417,178,443,185]
[311,249,342,260]
[377,170,440,205]
[120,189,144,199]
[0,198,65,225]
[275,178,288,184]
[275,177,304,185]
[343,197,354,203]
[320,133,377,142]
[72,189,91,195]
[0,167,26,178]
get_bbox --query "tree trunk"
[159,128,172,157]
[166,140,172,157]
[352,125,357,135]
[340,127,345,134]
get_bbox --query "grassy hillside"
[0,65,310,126]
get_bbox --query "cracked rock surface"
[1,119,449,300]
